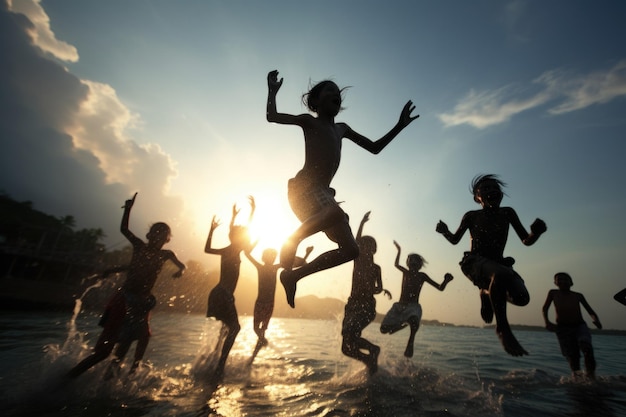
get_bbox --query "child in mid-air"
[542,272,602,379]
[436,174,547,356]
[67,193,186,379]
[342,211,391,374]
[204,197,255,380]
[380,241,453,358]
[245,244,313,363]
[266,70,419,308]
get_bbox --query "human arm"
[343,101,419,155]
[204,216,221,254]
[614,288,626,306]
[356,211,371,239]
[580,295,602,329]
[436,214,470,245]
[507,208,547,246]
[248,195,256,223]
[266,70,312,126]
[120,192,141,243]
[541,291,557,332]
[102,265,128,278]
[166,251,186,278]
[393,240,407,273]
[293,246,314,268]
[244,241,262,269]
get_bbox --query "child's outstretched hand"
[592,315,602,329]
[393,240,401,250]
[436,220,449,235]
[123,192,138,209]
[530,218,547,235]
[382,289,392,300]
[397,100,419,129]
[267,70,283,93]
[444,273,454,282]
[211,215,220,231]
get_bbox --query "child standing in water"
[266,70,419,308]
[204,197,255,380]
[67,193,186,379]
[436,174,547,356]
[341,211,391,374]
[380,241,453,358]
[245,244,313,364]
[542,272,602,379]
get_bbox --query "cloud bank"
[1,0,189,251]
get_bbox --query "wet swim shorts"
[206,284,238,325]
[380,302,422,333]
[342,296,376,337]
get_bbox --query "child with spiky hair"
[436,174,546,356]
[266,69,419,308]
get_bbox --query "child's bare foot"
[496,326,528,356]
[280,270,297,308]
[280,238,298,270]
[367,345,380,374]
[480,290,493,324]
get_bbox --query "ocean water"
[1,302,625,417]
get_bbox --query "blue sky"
[2,0,626,330]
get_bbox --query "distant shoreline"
[2,277,624,336]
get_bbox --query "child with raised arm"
[245,244,313,363]
[380,241,453,358]
[67,193,186,379]
[436,174,547,356]
[266,70,419,308]
[542,272,602,379]
[342,211,391,374]
[204,196,255,380]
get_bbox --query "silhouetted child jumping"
[67,193,186,379]
[380,241,453,358]
[341,211,391,374]
[204,196,255,380]
[266,70,419,308]
[542,272,602,379]
[436,174,547,356]
[245,244,313,364]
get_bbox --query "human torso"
[467,208,512,261]
[399,271,425,304]
[122,242,169,296]
[553,290,585,326]
[299,120,347,187]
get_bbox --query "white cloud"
[439,60,626,129]
[8,0,78,62]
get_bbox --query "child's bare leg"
[280,205,346,269]
[404,320,419,358]
[130,333,150,373]
[580,342,596,379]
[281,231,358,307]
[216,321,240,379]
[490,276,528,356]
[342,337,380,374]
[480,290,493,323]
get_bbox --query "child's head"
[471,174,506,207]
[407,253,426,270]
[554,272,573,289]
[228,225,251,247]
[357,235,377,254]
[302,80,346,115]
[146,222,171,247]
[261,248,278,264]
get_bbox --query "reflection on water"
[0,311,625,417]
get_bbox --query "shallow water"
[0,308,625,417]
